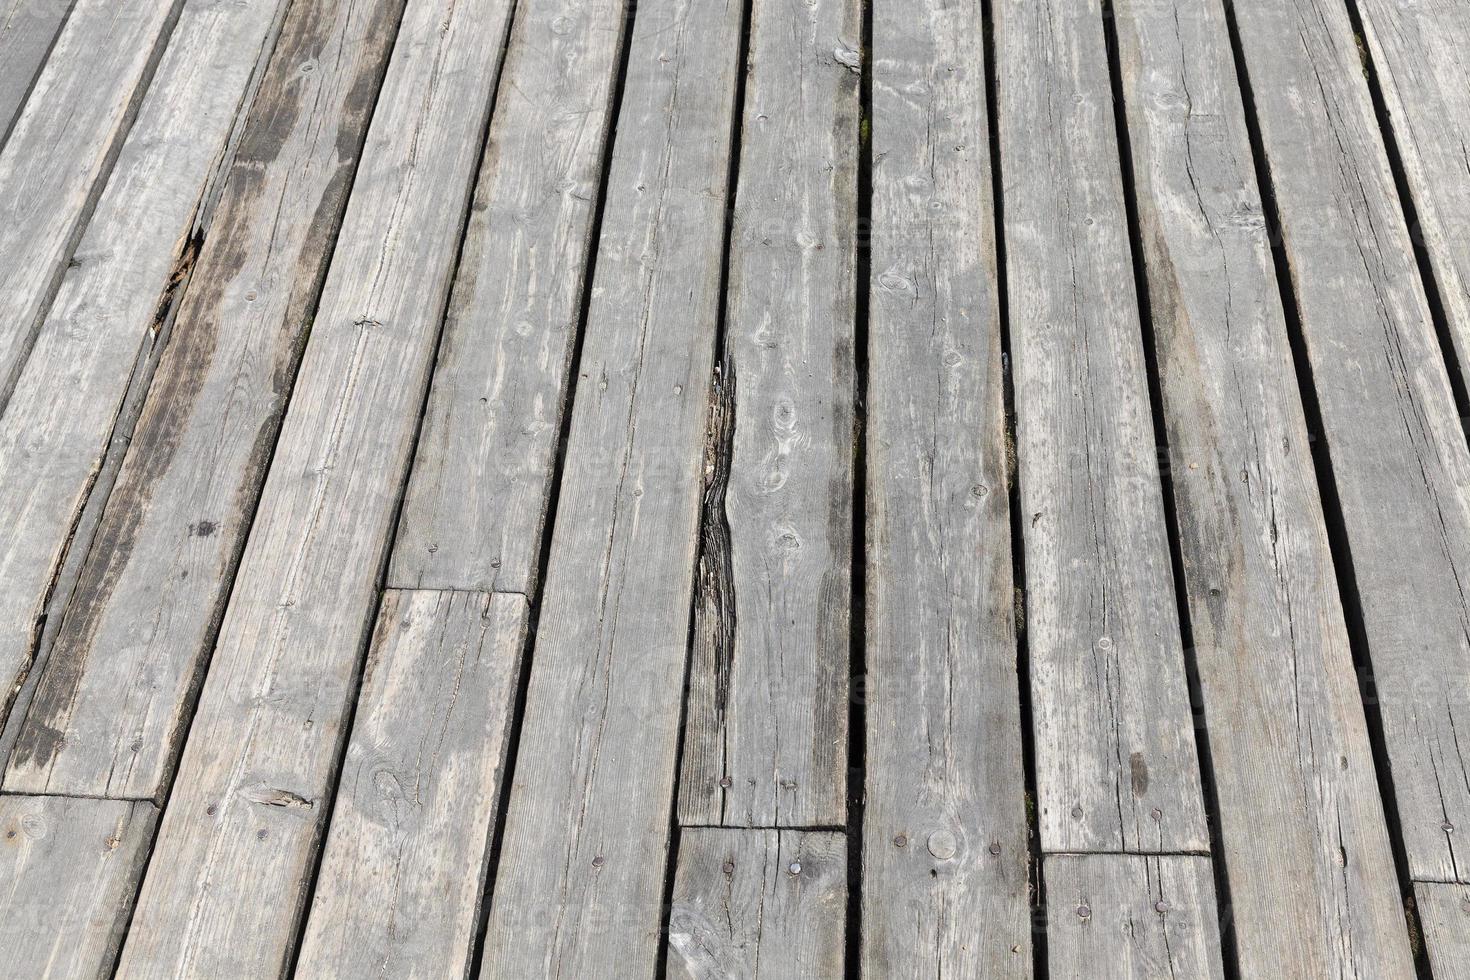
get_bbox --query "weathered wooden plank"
[1044,854,1225,979]
[1356,0,1470,391]
[3,0,408,802]
[295,590,528,978]
[1111,0,1415,975]
[995,0,1207,854]
[0,0,74,144]
[675,0,858,830]
[478,0,743,973]
[111,0,518,973]
[1415,882,1470,980]
[1231,0,1470,884]
[388,0,632,597]
[0,795,156,979]
[861,0,1032,975]
[667,829,846,979]
[0,0,185,406]
[0,0,293,738]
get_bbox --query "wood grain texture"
[1415,881,1470,980]
[0,0,292,739]
[389,0,630,597]
[1044,854,1225,980]
[0,0,74,144]
[862,0,1032,975]
[295,590,529,979]
[667,829,846,980]
[1357,0,1470,392]
[995,0,1207,854]
[1231,0,1470,884]
[675,0,858,830]
[3,0,408,802]
[112,0,518,974]
[0,0,185,407]
[478,0,743,973]
[1112,0,1415,975]
[0,795,157,980]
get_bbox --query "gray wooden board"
[1231,0,1470,884]
[1357,0,1470,393]
[0,794,157,980]
[1415,882,1470,980]
[388,0,631,599]
[478,0,743,973]
[1111,0,1416,975]
[675,0,858,830]
[995,0,1207,854]
[111,0,519,973]
[2,0,408,802]
[0,0,185,409]
[667,829,846,979]
[1043,854,1225,980]
[0,0,292,739]
[294,590,529,979]
[0,0,74,144]
[862,0,1032,975]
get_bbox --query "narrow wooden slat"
[995,0,1207,854]
[0,795,156,979]
[675,0,858,830]
[1044,854,1225,979]
[0,0,185,405]
[0,0,74,143]
[112,0,518,973]
[479,0,744,972]
[1356,0,1470,388]
[295,590,529,978]
[667,829,846,979]
[1231,0,1470,884]
[3,0,408,802]
[1415,882,1470,980]
[0,0,292,737]
[1111,0,1415,974]
[388,0,631,596]
[862,0,1032,974]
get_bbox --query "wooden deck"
[0,0,1467,976]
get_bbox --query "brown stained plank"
[1044,854,1225,980]
[0,0,74,144]
[388,0,631,596]
[667,829,846,979]
[0,0,293,738]
[1415,882,1470,980]
[675,0,858,830]
[0,795,156,980]
[295,591,529,978]
[3,0,409,802]
[1111,0,1415,975]
[0,0,185,407]
[862,0,1032,975]
[996,0,1208,854]
[1356,0,1470,391]
[478,0,744,973]
[112,0,519,973]
[1231,0,1470,884]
